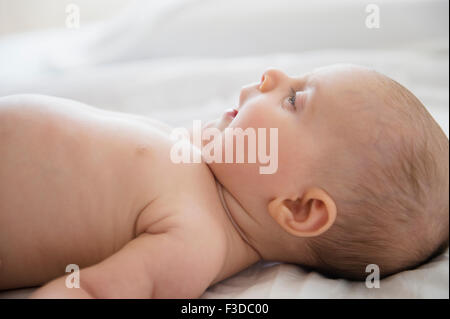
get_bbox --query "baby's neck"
[211,179,261,285]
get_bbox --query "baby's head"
[209,64,449,280]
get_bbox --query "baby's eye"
[288,95,296,107]
[282,88,298,111]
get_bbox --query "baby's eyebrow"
[293,72,315,91]
[294,75,317,113]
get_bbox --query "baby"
[0,64,448,298]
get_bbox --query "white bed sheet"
[0,45,448,298]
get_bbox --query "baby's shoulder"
[135,158,225,236]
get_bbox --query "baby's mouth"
[224,108,238,119]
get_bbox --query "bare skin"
[2,65,431,298]
[0,66,373,298]
[0,94,259,298]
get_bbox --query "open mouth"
[225,108,238,118]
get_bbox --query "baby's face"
[210,64,375,205]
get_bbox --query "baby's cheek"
[232,104,276,130]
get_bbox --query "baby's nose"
[262,68,287,81]
[259,68,288,92]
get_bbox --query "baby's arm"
[30,231,219,299]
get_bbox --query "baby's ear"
[267,188,337,237]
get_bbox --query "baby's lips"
[216,108,237,131]
[224,108,238,118]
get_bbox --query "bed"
[0,0,448,298]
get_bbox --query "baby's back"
[0,94,219,290]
